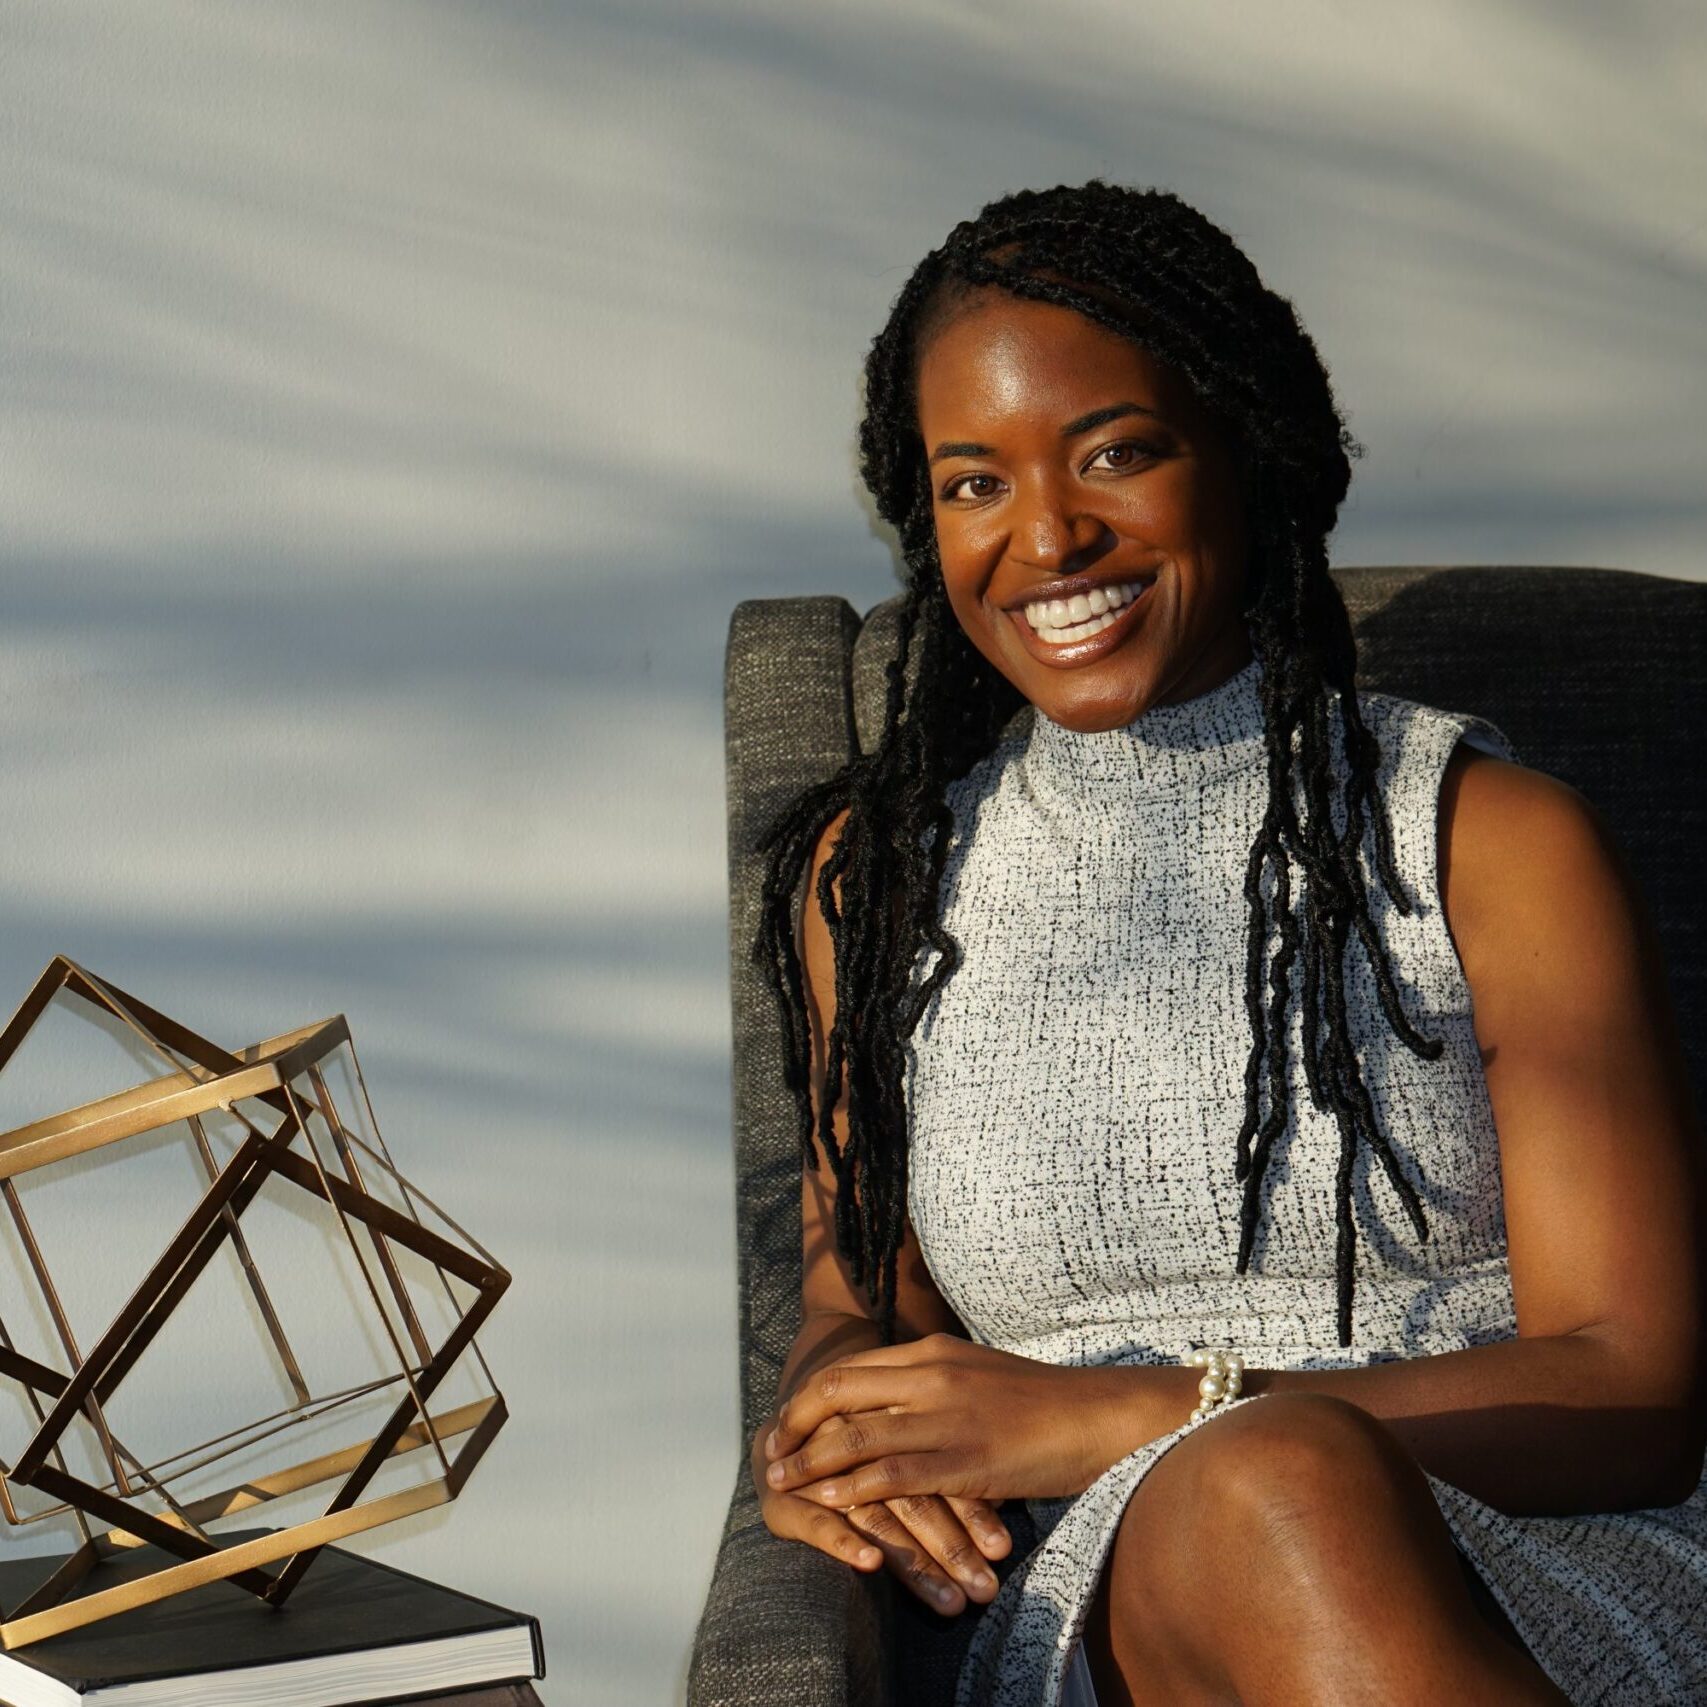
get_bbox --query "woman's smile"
[1004,570,1159,666]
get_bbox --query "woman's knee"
[1188,1391,1432,1533]
[1108,1393,1434,1612]
[1094,1402,1557,1701]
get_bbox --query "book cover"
[0,1531,543,1696]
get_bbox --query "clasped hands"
[752,1332,1158,1617]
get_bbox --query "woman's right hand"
[752,1409,1012,1614]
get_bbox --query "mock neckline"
[1021,651,1269,793]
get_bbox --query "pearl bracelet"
[1180,1344,1243,1423]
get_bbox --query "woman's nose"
[1011,491,1109,574]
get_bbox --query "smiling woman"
[921,308,1253,717]
[743,181,1706,1707]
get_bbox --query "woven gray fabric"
[691,567,1707,1707]
[687,1466,894,1707]
[690,598,882,1707]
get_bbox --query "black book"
[0,1532,544,1706]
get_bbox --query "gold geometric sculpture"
[0,956,509,1649]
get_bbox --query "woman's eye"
[1088,439,1160,472]
[940,440,1160,502]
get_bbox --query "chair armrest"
[688,1457,894,1707]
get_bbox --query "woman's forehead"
[915,297,1190,427]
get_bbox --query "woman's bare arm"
[779,807,969,1404]
[1089,745,1707,1514]
[751,805,1010,1612]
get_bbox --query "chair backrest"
[722,565,1707,1444]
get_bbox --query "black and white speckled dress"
[902,648,1707,1707]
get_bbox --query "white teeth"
[1023,578,1151,642]
[1042,609,1117,641]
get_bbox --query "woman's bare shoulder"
[1437,744,1633,998]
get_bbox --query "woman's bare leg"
[1079,1393,1568,1706]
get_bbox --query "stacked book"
[0,1536,544,1706]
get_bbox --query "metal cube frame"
[0,956,509,1649]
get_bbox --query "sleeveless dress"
[901,647,1707,1707]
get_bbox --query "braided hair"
[752,179,1442,1350]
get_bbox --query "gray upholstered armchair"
[688,566,1707,1707]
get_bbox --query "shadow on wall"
[7,4,1707,582]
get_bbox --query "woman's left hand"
[761,1331,1151,1509]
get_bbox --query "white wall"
[1,4,1701,1701]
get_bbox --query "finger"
[794,1452,952,1511]
[844,1499,971,1614]
[946,1495,1012,1559]
[763,1490,883,1574]
[768,1364,925,1459]
[793,1415,1006,1563]
[771,1413,894,1481]
[821,1333,948,1368]
[765,1410,929,1494]
[802,1406,889,1442]
[880,1494,1002,1604]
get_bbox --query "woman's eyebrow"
[1060,400,1160,438]
[927,401,1161,465]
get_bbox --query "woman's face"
[913,287,1253,732]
